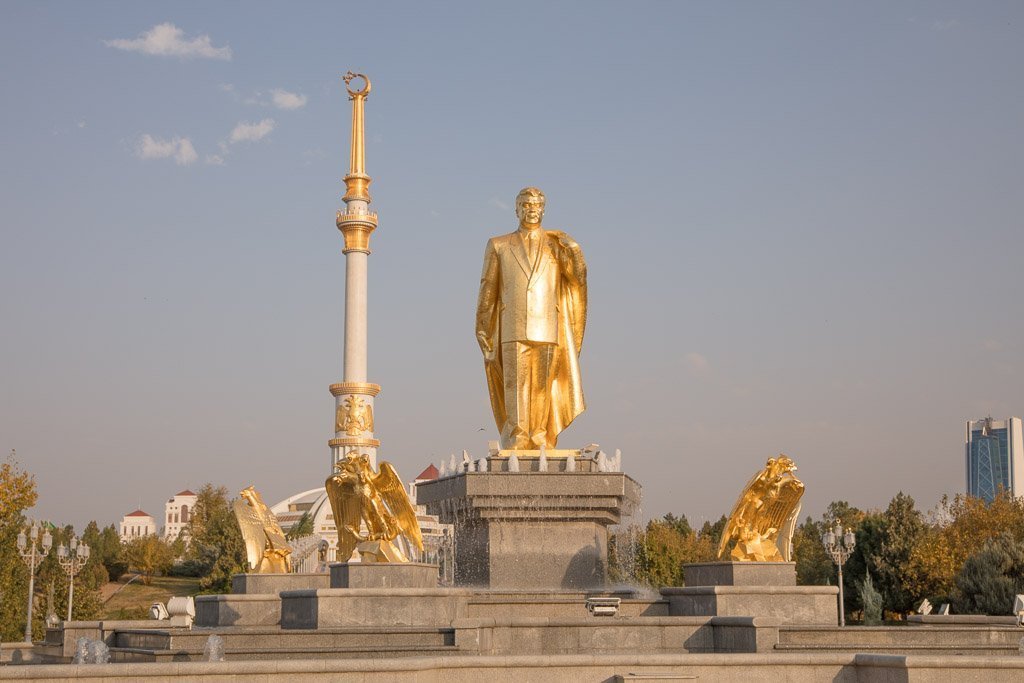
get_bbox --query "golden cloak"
[478,229,587,444]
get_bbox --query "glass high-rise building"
[965,417,1023,502]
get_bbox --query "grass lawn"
[101,575,204,619]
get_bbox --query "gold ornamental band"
[336,212,378,228]
[329,437,381,448]
[342,173,372,203]
[329,382,381,397]
[336,212,378,253]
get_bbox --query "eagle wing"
[374,462,424,553]
[325,471,361,563]
[778,500,802,562]
[232,497,267,571]
[717,469,765,559]
[759,476,804,561]
[247,487,292,556]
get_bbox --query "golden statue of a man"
[475,187,587,450]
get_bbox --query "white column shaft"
[343,250,368,382]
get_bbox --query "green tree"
[953,533,1024,615]
[871,492,926,615]
[904,491,1024,608]
[661,513,693,538]
[34,524,104,630]
[608,524,643,585]
[634,515,717,588]
[0,452,39,641]
[82,521,127,581]
[124,535,174,585]
[858,571,883,625]
[842,512,885,614]
[904,524,956,605]
[699,515,728,553]
[286,511,314,540]
[793,516,833,586]
[186,484,247,593]
[823,501,865,529]
[943,492,1024,570]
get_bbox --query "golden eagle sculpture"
[233,485,293,573]
[717,455,804,562]
[325,453,424,563]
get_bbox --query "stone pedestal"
[231,572,331,594]
[415,469,641,589]
[684,561,797,587]
[330,562,438,589]
[663,562,838,626]
[280,588,472,629]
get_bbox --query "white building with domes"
[119,509,156,541]
[164,489,197,541]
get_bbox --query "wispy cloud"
[271,89,307,110]
[105,23,231,60]
[931,19,959,32]
[51,120,87,136]
[490,198,510,211]
[205,154,225,166]
[229,119,275,144]
[135,134,198,165]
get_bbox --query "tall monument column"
[330,72,380,471]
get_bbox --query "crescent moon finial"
[343,71,371,98]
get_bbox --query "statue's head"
[765,454,797,477]
[335,452,372,474]
[515,187,545,228]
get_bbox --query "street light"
[57,536,90,621]
[821,519,856,627]
[16,521,53,642]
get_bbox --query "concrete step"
[778,625,1023,648]
[114,626,454,651]
[108,644,462,663]
[775,642,1018,656]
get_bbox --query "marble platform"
[415,468,641,589]
[664,562,839,626]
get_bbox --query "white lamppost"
[822,520,856,627]
[57,536,90,621]
[16,521,53,642]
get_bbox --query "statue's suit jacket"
[476,228,587,442]
[479,230,559,344]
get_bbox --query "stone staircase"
[108,626,459,663]
[775,624,1023,656]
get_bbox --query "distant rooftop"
[125,509,151,517]
[416,464,439,481]
[175,489,196,497]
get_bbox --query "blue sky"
[2,2,1022,531]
